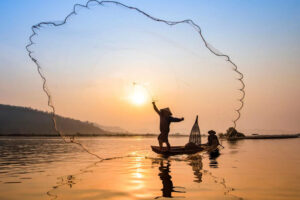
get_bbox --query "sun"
[130,85,148,106]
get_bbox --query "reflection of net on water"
[26,0,245,159]
[46,155,136,199]
[46,154,243,200]
[150,155,243,200]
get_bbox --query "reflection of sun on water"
[127,156,153,198]
[132,157,144,179]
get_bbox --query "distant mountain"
[95,124,129,134]
[0,104,108,136]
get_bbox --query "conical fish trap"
[189,115,201,145]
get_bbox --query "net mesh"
[189,116,201,145]
[26,0,245,159]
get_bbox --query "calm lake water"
[0,136,299,200]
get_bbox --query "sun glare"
[130,85,148,106]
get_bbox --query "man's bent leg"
[159,140,163,150]
[158,134,163,150]
[166,141,171,151]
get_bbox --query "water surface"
[0,136,299,200]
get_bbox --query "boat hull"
[151,144,218,156]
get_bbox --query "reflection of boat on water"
[155,160,185,199]
[154,152,212,198]
[209,148,220,168]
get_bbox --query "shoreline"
[1,133,298,138]
[0,134,190,138]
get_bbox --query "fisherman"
[207,130,220,146]
[152,101,184,150]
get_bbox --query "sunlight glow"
[130,85,149,106]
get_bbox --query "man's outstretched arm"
[152,102,160,115]
[170,116,184,122]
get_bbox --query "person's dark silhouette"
[206,130,221,168]
[207,130,220,146]
[152,102,184,150]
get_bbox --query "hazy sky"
[0,0,299,134]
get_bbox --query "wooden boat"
[151,116,219,156]
[151,144,218,156]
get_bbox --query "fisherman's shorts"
[158,133,168,143]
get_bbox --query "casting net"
[26,1,245,159]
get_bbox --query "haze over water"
[0,137,299,200]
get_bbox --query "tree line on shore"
[0,104,107,136]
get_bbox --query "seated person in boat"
[207,130,220,146]
[152,101,184,150]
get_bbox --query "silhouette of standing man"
[152,101,184,150]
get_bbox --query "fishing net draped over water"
[26,1,245,159]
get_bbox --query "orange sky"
[0,0,299,135]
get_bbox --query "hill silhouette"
[0,104,107,136]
